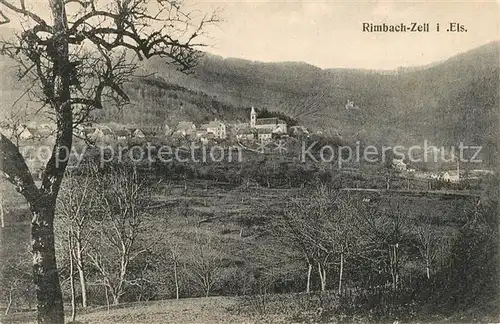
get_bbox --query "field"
[3,293,499,324]
[3,297,260,324]
[0,171,497,323]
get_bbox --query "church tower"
[250,106,256,128]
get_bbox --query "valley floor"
[2,294,499,324]
[2,296,285,324]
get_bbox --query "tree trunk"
[426,257,430,279]
[0,196,4,228]
[112,293,120,305]
[318,262,326,292]
[306,262,312,293]
[69,232,76,322]
[104,285,110,311]
[31,202,65,324]
[5,289,12,315]
[75,239,88,307]
[173,259,180,300]
[338,252,344,294]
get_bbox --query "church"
[249,106,287,134]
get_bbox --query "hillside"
[129,41,498,162]
[0,41,498,164]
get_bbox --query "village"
[0,106,310,143]
[0,104,492,184]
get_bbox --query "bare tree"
[318,193,360,294]
[274,200,316,293]
[86,164,151,305]
[0,0,218,321]
[413,223,440,280]
[56,166,96,308]
[356,202,410,290]
[186,231,224,297]
[275,184,335,293]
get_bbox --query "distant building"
[18,126,35,140]
[132,128,146,138]
[85,125,115,141]
[441,171,460,183]
[199,120,227,139]
[236,128,255,141]
[250,106,287,134]
[392,159,407,171]
[290,125,309,136]
[345,99,359,110]
[257,128,273,141]
[115,129,131,141]
[175,121,197,137]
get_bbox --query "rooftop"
[255,117,286,125]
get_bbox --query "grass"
[2,296,269,324]
[0,177,493,323]
[4,293,498,324]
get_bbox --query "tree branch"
[0,132,39,202]
[0,0,49,28]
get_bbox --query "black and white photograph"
[0,0,498,323]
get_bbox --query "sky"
[0,0,498,70]
[190,0,500,69]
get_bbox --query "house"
[345,99,360,110]
[85,125,115,141]
[290,125,309,136]
[131,128,146,138]
[249,106,287,134]
[257,128,273,141]
[441,171,460,182]
[174,121,197,137]
[236,128,255,141]
[392,159,407,171]
[197,131,215,144]
[115,129,130,141]
[18,126,35,140]
[199,120,227,139]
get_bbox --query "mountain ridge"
[0,39,498,165]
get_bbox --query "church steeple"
[250,106,256,128]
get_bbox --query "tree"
[275,184,336,293]
[186,231,224,297]
[86,164,151,305]
[274,198,316,293]
[0,1,218,322]
[280,185,361,293]
[413,222,441,280]
[356,202,410,290]
[56,167,96,308]
[318,193,359,294]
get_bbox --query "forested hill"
[1,38,498,163]
[123,41,498,152]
